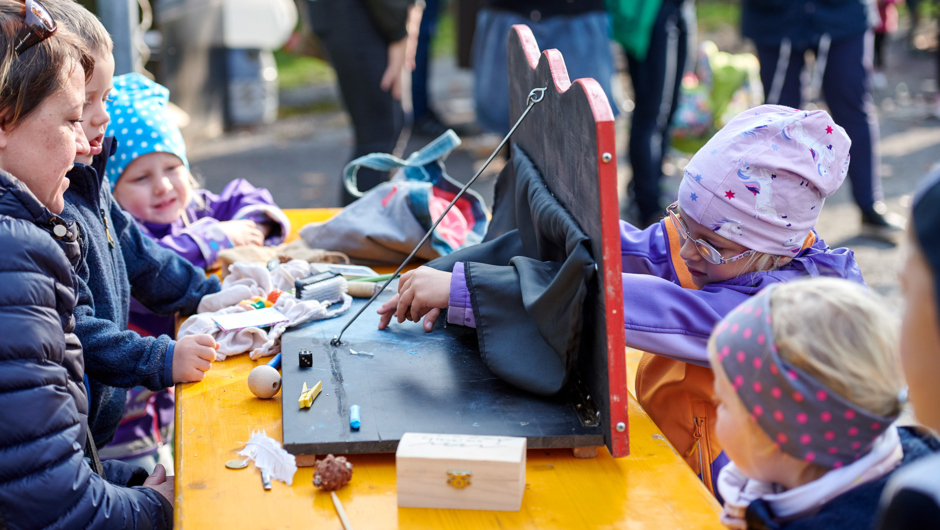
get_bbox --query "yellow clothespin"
[299,381,322,409]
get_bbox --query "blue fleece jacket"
[61,137,221,447]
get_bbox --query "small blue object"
[267,352,282,369]
[350,405,361,430]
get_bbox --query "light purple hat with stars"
[679,105,851,256]
[105,73,189,190]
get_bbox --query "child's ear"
[0,113,13,149]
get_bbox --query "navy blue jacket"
[62,138,221,447]
[741,0,875,49]
[0,169,171,528]
[744,426,940,530]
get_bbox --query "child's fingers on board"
[396,288,416,324]
[422,308,441,331]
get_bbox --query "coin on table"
[225,459,249,469]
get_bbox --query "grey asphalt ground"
[188,20,940,312]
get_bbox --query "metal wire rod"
[330,87,547,346]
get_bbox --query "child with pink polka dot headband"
[708,278,923,529]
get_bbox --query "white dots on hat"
[141,141,148,148]
[126,140,133,146]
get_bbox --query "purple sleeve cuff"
[446,262,476,328]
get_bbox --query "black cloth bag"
[428,145,595,395]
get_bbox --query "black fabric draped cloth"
[428,144,595,396]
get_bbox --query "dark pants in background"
[412,0,440,121]
[626,0,689,225]
[756,31,882,212]
[308,0,404,205]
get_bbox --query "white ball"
[247,365,281,399]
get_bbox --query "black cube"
[299,350,313,368]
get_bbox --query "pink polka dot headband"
[715,285,897,469]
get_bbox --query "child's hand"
[376,267,450,332]
[143,464,174,507]
[218,220,265,247]
[173,334,219,383]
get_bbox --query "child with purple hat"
[379,104,868,494]
[710,278,937,529]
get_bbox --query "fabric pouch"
[299,131,489,266]
[429,144,596,396]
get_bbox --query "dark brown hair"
[0,0,93,129]
[42,0,112,54]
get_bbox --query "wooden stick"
[331,491,353,530]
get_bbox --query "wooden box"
[396,433,527,511]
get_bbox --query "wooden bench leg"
[572,446,598,459]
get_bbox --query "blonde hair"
[42,0,113,55]
[767,278,905,417]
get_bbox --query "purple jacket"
[449,220,864,366]
[135,178,290,270]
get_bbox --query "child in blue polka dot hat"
[106,73,290,273]
[107,72,290,342]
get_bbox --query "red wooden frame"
[507,25,628,457]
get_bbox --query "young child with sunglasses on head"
[380,105,866,494]
[48,0,223,469]
[710,278,938,529]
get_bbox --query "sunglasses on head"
[666,202,756,265]
[13,0,56,56]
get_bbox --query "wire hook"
[330,87,549,346]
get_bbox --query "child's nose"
[155,176,174,194]
[678,236,701,262]
[92,108,110,128]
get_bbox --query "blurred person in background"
[471,0,617,136]
[306,0,419,205]
[609,0,693,227]
[742,0,905,240]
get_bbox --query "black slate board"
[280,281,604,455]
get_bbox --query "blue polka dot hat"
[105,73,188,189]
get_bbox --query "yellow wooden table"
[174,209,723,528]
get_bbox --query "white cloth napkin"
[184,260,348,360]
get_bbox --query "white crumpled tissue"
[237,430,297,486]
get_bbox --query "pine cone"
[312,454,353,491]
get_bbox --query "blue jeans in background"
[471,9,617,135]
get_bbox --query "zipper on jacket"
[693,417,705,483]
[100,207,115,249]
[692,415,716,495]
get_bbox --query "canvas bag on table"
[299,130,489,266]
